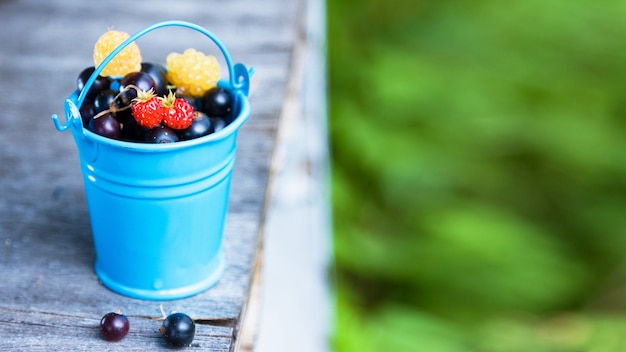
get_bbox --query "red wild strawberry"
[161,92,194,130]
[131,89,163,128]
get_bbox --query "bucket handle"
[52,20,252,132]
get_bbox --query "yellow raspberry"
[166,48,221,98]
[93,30,142,77]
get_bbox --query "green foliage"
[335,287,470,352]
[328,0,626,350]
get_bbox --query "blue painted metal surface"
[51,21,251,300]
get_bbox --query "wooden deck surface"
[0,0,325,350]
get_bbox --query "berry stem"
[90,84,139,120]
[160,304,167,320]
[91,104,130,120]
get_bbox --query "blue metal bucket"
[51,21,252,300]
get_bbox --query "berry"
[166,48,221,98]
[161,92,194,130]
[131,89,163,129]
[77,66,111,100]
[79,100,95,126]
[141,62,169,96]
[201,87,233,118]
[178,112,214,140]
[100,312,129,342]
[212,117,229,133]
[159,312,195,347]
[114,105,134,124]
[93,89,119,114]
[117,71,157,106]
[93,30,142,77]
[145,125,179,144]
[177,93,200,110]
[120,117,148,142]
[88,112,121,139]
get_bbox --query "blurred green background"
[327,0,626,351]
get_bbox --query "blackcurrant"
[93,89,119,114]
[77,66,112,100]
[100,312,130,342]
[117,71,157,106]
[114,106,134,124]
[88,112,121,140]
[178,112,214,140]
[201,87,233,118]
[145,125,179,144]
[79,100,95,127]
[141,62,169,96]
[212,117,229,133]
[120,117,149,142]
[159,312,196,347]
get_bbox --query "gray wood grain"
[0,0,301,350]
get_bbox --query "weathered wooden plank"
[251,0,333,350]
[1,307,234,351]
[0,0,303,349]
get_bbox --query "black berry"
[77,66,111,100]
[117,71,157,106]
[159,312,195,347]
[120,117,149,142]
[88,112,121,139]
[212,117,229,133]
[201,87,233,118]
[100,312,130,342]
[141,62,169,96]
[178,112,214,140]
[145,125,179,144]
[93,89,119,114]
[79,100,95,127]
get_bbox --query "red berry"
[161,92,194,130]
[131,89,163,129]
